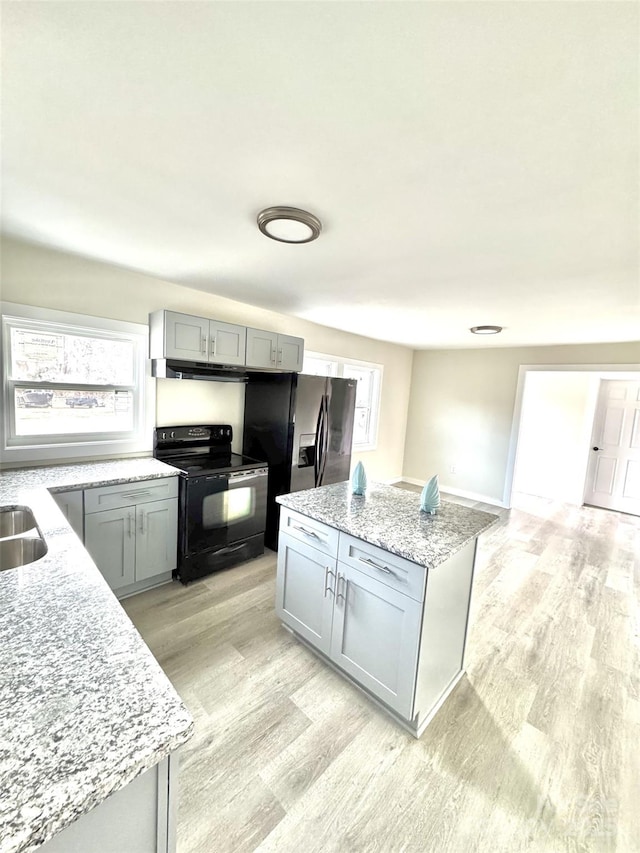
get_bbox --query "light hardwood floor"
[123,489,640,853]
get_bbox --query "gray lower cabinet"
[39,756,178,853]
[51,489,84,539]
[84,478,178,597]
[276,507,477,737]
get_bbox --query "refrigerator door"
[290,375,329,493]
[320,377,357,485]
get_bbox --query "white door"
[584,379,640,515]
[275,533,335,655]
[330,563,421,718]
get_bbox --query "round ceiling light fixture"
[257,206,322,244]
[470,325,503,335]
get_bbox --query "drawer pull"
[293,524,323,541]
[359,556,394,575]
[119,490,153,499]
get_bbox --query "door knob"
[592,446,601,451]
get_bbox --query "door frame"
[504,363,640,508]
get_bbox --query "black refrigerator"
[243,373,357,550]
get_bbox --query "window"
[303,351,382,450]
[1,303,153,464]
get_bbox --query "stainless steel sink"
[0,506,37,538]
[0,537,48,572]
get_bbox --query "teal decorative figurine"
[420,475,440,514]
[351,461,367,496]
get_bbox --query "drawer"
[84,476,179,513]
[279,507,339,558]
[338,533,426,602]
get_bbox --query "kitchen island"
[0,459,193,853]
[276,482,499,737]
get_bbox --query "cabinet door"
[245,328,278,369]
[209,320,246,366]
[330,564,421,718]
[135,499,178,582]
[85,507,136,591]
[277,334,304,371]
[276,533,335,655]
[163,311,209,361]
[52,490,84,540]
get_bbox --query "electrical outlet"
[449,464,456,474]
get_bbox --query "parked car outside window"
[65,395,99,408]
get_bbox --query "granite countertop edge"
[0,457,193,853]
[276,481,500,570]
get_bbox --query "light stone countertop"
[277,481,499,569]
[0,458,193,853]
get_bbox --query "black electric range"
[154,425,268,582]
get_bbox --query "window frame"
[1,302,154,465]
[302,351,383,451]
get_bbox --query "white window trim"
[303,350,383,452]
[1,302,155,465]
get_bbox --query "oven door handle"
[228,471,267,483]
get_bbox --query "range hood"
[151,358,249,383]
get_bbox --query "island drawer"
[338,534,426,602]
[84,477,179,513]
[279,508,339,557]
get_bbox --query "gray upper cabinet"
[150,310,246,366]
[246,328,304,371]
[150,310,303,371]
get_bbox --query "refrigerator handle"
[318,394,330,486]
[314,397,324,487]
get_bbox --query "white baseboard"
[399,477,508,509]
[383,476,403,484]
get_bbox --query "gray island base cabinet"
[38,757,178,853]
[275,488,498,737]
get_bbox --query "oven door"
[183,469,268,556]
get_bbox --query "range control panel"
[154,424,233,446]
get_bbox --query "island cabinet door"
[330,564,422,719]
[85,506,136,590]
[276,533,335,656]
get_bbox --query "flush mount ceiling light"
[470,325,503,335]
[257,206,322,244]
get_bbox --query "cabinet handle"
[324,567,335,598]
[128,512,135,538]
[336,573,346,602]
[270,348,277,364]
[120,490,152,499]
[278,348,283,364]
[359,556,393,575]
[201,336,207,355]
[211,337,217,356]
[139,510,146,535]
[293,524,322,541]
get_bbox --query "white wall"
[1,236,413,478]
[403,342,640,505]
[512,372,598,503]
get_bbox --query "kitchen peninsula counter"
[276,482,499,736]
[0,458,192,853]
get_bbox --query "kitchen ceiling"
[1,2,638,349]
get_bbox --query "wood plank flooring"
[122,489,640,853]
